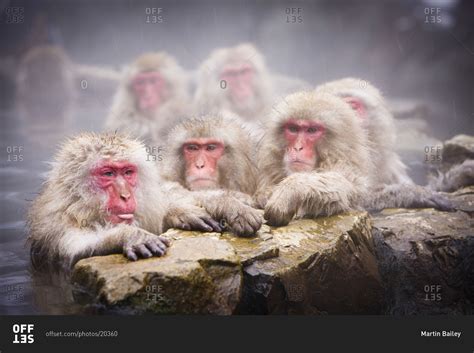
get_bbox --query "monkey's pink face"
[283,119,325,173]
[220,64,255,104]
[91,161,138,225]
[343,97,367,120]
[131,71,168,113]
[183,138,225,190]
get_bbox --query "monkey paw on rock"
[223,204,263,238]
[164,205,222,233]
[263,186,300,227]
[123,229,170,261]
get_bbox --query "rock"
[72,235,242,314]
[447,186,474,213]
[71,190,474,315]
[238,213,384,314]
[72,212,384,314]
[372,192,474,314]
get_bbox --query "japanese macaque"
[255,91,452,227]
[315,78,453,212]
[27,133,219,271]
[105,52,190,144]
[16,45,75,141]
[315,78,411,185]
[163,114,263,237]
[255,92,372,226]
[194,43,272,122]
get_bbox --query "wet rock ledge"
[72,187,473,314]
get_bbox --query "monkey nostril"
[121,194,130,201]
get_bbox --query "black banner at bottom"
[0,315,473,353]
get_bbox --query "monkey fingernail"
[158,237,170,246]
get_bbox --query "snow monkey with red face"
[28,133,221,270]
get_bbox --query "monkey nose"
[294,146,303,151]
[120,192,131,201]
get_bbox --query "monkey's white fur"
[105,52,190,144]
[194,43,273,122]
[27,133,170,269]
[316,77,412,185]
[256,91,373,224]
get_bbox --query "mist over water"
[0,0,473,314]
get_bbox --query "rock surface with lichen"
[72,187,473,314]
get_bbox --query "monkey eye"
[206,144,217,151]
[307,127,318,133]
[185,144,199,151]
[124,169,134,176]
[287,125,299,133]
[102,171,115,177]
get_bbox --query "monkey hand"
[123,229,170,261]
[263,183,300,227]
[419,191,456,212]
[163,205,222,233]
[221,202,263,237]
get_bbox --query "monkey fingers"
[157,236,171,247]
[135,244,153,258]
[181,213,222,232]
[145,240,165,256]
[123,233,169,261]
[226,207,262,237]
[426,193,456,212]
[123,246,139,261]
[165,208,222,232]
[264,189,298,227]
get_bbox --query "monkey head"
[165,113,257,194]
[195,43,272,119]
[315,78,388,125]
[51,133,158,228]
[220,61,255,106]
[125,52,186,117]
[264,92,369,176]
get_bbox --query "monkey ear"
[343,96,367,119]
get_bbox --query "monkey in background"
[315,78,454,212]
[194,43,273,124]
[27,132,220,271]
[315,77,411,185]
[105,52,190,144]
[162,113,263,237]
[16,45,76,144]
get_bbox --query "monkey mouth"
[107,213,135,225]
[188,178,218,190]
[289,160,314,172]
[290,160,312,167]
[117,214,134,220]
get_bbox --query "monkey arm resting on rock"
[363,183,455,212]
[163,181,262,237]
[27,132,218,271]
[262,171,358,227]
[255,91,372,227]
